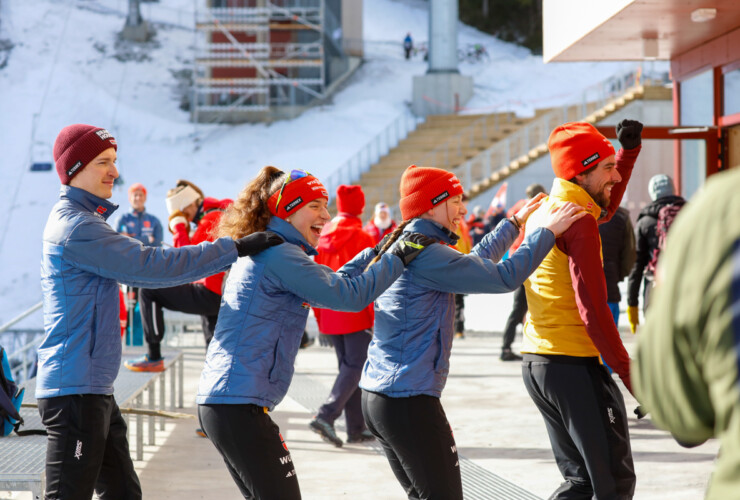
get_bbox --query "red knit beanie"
[53,124,118,184]
[268,171,329,220]
[336,185,365,216]
[548,122,615,180]
[398,165,464,220]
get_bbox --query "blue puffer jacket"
[38,185,237,399]
[111,209,164,247]
[196,217,404,411]
[360,218,555,398]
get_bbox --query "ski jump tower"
[193,0,352,123]
[412,0,473,116]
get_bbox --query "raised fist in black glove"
[234,231,284,257]
[388,232,437,266]
[616,119,643,150]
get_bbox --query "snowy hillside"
[0,0,641,327]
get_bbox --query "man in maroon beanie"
[520,120,643,499]
[37,124,281,499]
[309,185,377,447]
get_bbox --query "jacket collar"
[267,217,318,256]
[404,218,459,246]
[60,185,118,221]
[550,178,604,220]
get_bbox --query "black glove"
[616,119,643,150]
[388,232,436,266]
[234,231,284,257]
[373,233,393,254]
[634,405,647,419]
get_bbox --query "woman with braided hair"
[359,165,586,500]
[195,166,436,499]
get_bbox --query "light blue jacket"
[359,218,555,398]
[111,209,164,247]
[196,217,404,410]
[38,185,237,399]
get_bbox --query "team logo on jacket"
[582,152,600,167]
[431,191,449,205]
[96,206,107,215]
[143,220,151,228]
[285,197,303,212]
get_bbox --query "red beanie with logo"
[548,122,615,180]
[398,165,464,220]
[53,124,118,184]
[336,185,365,216]
[268,172,329,220]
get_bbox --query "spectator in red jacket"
[364,202,397,245]
[309,185,377,447]
[125,180,232,373]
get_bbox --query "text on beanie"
[268,169,329,220]
[53,124,118,184]
[398,165,464,220]
[547,122,615,180]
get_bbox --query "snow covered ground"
[0,0,646,329]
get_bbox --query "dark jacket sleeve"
[627,217,652,306]
[557,216,632,393]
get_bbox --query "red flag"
[485,182,507,218]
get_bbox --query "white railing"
[359,65,670,208]
[322,108,422,197]
[0,301,44,383]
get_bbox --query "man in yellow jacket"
[520,120,642,499]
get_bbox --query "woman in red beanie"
[309,185,378,447]
[358,165,585,499]
[196,167,436,499]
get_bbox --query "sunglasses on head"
[275,169,312,212]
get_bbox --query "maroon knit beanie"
[53,124,118,184]
[548,122,615,180]
[398,165,464,220]
[336,185,365,216]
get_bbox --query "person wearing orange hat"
[359,164,586,499]
[309,185,378,447]
[111,183,163,247]
[195,167,436,499]
[520,120,643,499]
[125,179,233,375]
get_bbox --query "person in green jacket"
[633,166,740,500]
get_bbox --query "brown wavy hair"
[217,166,287,239]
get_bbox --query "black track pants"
[522,354,636,500]
[38,394,141,500]
[502,285,528,351]
[198,404,301,500]
[139,283,221,358]
[361,390,462,500]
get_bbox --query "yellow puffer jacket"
[521,178,604,357]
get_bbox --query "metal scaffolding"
[193,0,333,122]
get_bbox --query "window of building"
[680,70,713,126]
[723,68,740,117]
